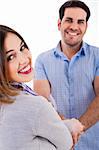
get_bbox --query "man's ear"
[86,22,88,29]
[85,22,88,33]
[58,19,61,31]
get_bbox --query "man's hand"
[58,112,65,120]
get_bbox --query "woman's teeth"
[19,65,30,73]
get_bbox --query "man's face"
[58,7,88,47]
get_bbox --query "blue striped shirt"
[11,82,37,96]
[35,42,99,150]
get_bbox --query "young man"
[34,1,99,149]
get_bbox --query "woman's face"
[4,32,33,82]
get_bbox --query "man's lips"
[65,30,80,36]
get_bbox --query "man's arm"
[34,80,58,110]
[79,76,99,131]
[34,80,85,145]
[34,79,51,99]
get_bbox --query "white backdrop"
[0,0,99,64]
[0,0,99,87]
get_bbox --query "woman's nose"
[18,52,29,65]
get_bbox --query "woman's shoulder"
[13,92,52,121]
[2,93,50,124]
[15,92,50,109]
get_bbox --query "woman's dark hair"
[59,0,91,21]
[0,25,28,103]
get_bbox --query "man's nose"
[70,22,79,30]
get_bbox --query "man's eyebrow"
[78,19,85,21]
[65,17,73,20]
[65,17,86,22]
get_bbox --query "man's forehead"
[64,7,87,18]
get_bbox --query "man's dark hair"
[59,0,91,21]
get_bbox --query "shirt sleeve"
[35,96,73,150]
[95,49,99,76]
[34,55,48,80]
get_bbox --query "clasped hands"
[64,118,84,145]
[59,114,84,146]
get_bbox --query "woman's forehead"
[4,32,21,51]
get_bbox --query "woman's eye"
[7,55,14,61]
[20,44,26,51]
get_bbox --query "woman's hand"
[63,118,84,145]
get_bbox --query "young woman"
[0,25,83,150]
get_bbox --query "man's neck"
[60,41,82,60]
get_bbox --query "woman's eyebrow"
[6,41,23,54]
[6,49,14,54]
[20,41,23,46]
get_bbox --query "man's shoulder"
[39,48,55,56]
[84,42,99,55]
[36,48,55,61]
[85,42,99,51]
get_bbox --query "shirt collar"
[54,41,87,59]
[11,82,38,96]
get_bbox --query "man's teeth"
[19,65,30,73]
[68,32,78,36]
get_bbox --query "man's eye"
[7,55,14,61]
[78,21,84,24]
[65,19,72,23]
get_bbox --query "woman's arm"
[36,96,73,150]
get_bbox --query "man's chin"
[65,41,82,47]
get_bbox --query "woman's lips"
[18,65,32,74]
